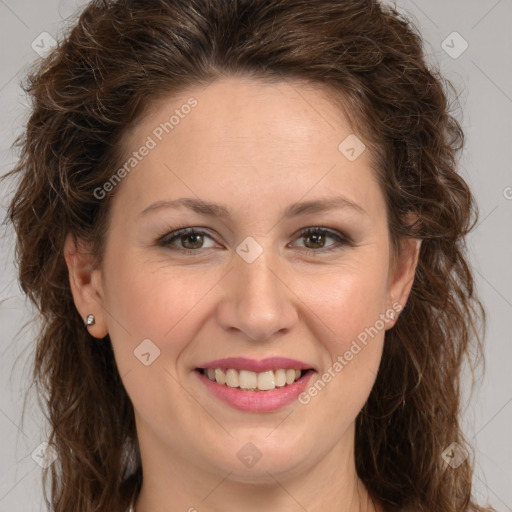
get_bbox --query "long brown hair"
[3,0,494,511]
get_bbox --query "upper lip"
[197,357,315,373]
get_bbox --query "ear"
[386,218,422,329]
[63,232,108,339]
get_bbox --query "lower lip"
[195,370,315,412]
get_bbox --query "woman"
[3,0,495,511]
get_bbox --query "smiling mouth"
[196,367,314,391]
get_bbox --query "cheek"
[300,253,390,349]
[100,259,217,428]
[101,250,225,369]
[296,254,390,410]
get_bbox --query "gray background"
[0,0,511,510]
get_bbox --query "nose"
[216,249,299,342]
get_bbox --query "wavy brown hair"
[3,0,494,511]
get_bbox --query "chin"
[203,436,313,483]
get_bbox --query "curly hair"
[3,0,494,511]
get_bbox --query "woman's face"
[67,76,419,485]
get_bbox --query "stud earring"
[85,314,96,327]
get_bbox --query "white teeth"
[275,369,287,387]
[225,369,239,388]
[258,371,275,391]
[203,368,306,390]
[239,370,258,390]
[286,369,296,385]
[215,368,226,385]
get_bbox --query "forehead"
[111,76,384,221]
[127,76,355,151]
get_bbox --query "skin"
[64,76,421,512]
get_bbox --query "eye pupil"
[182,233,203,249]
[305,232,325,249]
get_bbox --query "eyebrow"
[138,195,367,219]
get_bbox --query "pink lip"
[195,369,315,412]
[197,357,314,372]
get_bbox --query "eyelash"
[156,226,352,256]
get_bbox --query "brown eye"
[292,227,351,255]
[303,231,327,249]
[180,232,205,250]
[157,226,351,256]
[158,228,217,253]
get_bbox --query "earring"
[85,314,96,327]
